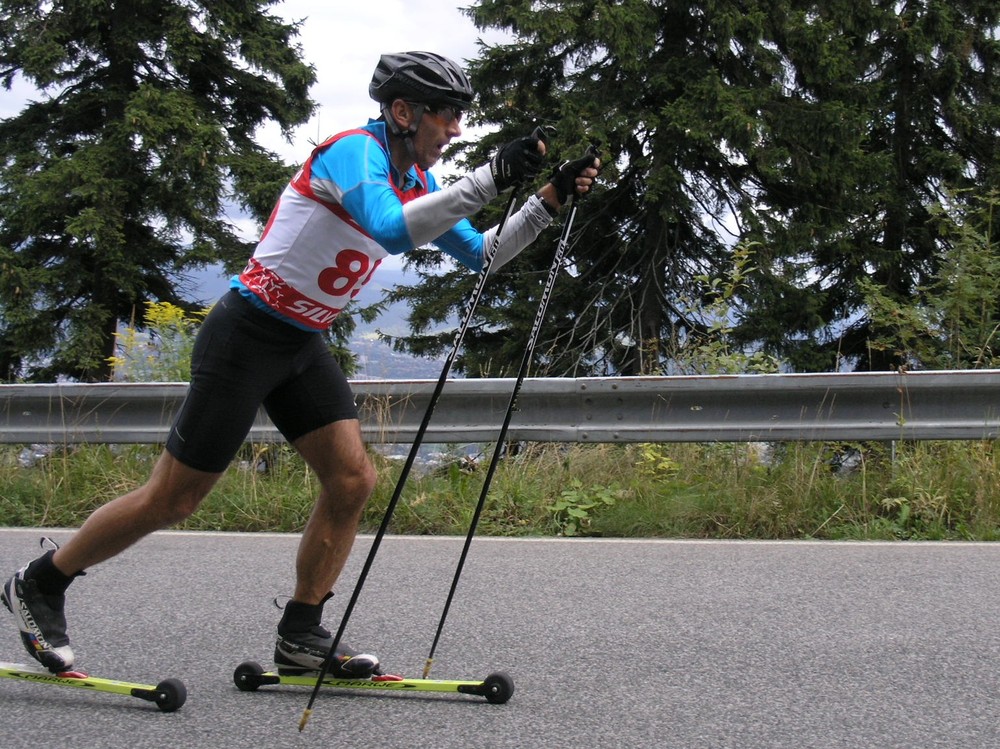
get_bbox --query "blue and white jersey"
[235,120,553,330]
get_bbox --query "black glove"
[548,150,600,205]
[490,130,546,191]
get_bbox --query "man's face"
[410,103,463,170]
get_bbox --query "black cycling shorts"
[165,289,358,473]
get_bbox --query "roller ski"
[254,612,511,703]
[0,660,187,712]
[1,552,187,712]
[234,659,514,704]
[243,594,514,705]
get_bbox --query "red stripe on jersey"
[239,258,342,330]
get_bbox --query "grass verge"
[2,441,1000,540]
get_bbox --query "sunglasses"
[410,102,464,125]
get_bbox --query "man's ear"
[389,99,412,132]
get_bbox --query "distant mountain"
[344,266,448,379]
[347,266,419,336]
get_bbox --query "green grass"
[3,440,1000,540]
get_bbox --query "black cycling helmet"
[369,51,474,110]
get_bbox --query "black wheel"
[233,660,264,692]
[482,671,514,704]
[154,678,187,712]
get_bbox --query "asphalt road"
[1,528,999,748]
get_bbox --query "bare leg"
[52,451,223,575]
[290,420,376,605]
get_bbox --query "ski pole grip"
[575,140,602,203]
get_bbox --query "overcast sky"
[258,1,508,164]
[1,1,504,155]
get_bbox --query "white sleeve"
[484,195,557,270]
[402,164,497,247]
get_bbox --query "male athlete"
[3,51,600,677]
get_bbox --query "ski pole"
[422,142,601,680]
[300,129,548,732]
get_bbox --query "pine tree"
[391,0,795,376]
[0,0,315,381]
[740,0,1000,370]
[390,0,1000,375]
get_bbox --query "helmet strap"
[382,101,426,169]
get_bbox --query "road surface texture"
[1,528,998,748]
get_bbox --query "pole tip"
[298,708,313,732]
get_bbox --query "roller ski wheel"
[0,660,187,712]
[481,671,515,704]
[233,659,513,704]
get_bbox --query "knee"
[165,490,207,524]
[134,471,210,526]
[323,455,377,513]
[140,452,217,527]
[144,486,206,526]
[347,456,378,506]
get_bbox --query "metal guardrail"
[1,370,999,445]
